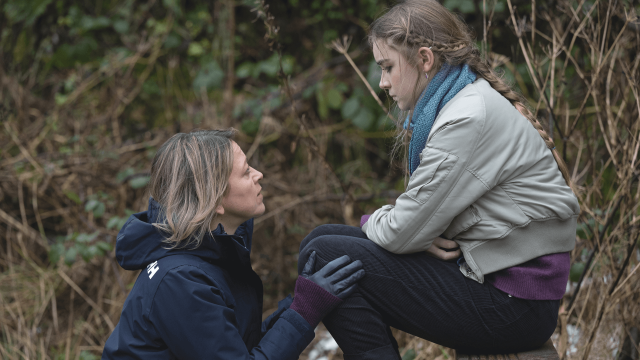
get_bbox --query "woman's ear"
[417,46,435,74]
[215,204,225,215]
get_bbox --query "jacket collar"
[115,197,254,270]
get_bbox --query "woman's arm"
[262,253,364,334]
[151,266,314,360]
[152,256,363,360]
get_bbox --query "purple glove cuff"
[360,214,371,227]
[290,276,342,327]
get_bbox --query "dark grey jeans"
[298,224,559,359]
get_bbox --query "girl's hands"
[426,237,461,261]
[301,252,365,300]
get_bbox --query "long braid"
[405,33,467,53]
[465,54,572,186]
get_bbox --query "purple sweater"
[485,252,570,300]
[360,215,570,300]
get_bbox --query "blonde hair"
[148,129,236,247]
[369,0,571,185]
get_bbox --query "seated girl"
[298,0,580,358]
[102,129,365,359]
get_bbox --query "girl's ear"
[417,46,435,74]
[215,204,225,215]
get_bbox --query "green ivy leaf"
[79,15,111,31]
[326,89,343,109]
[81,245,99,262]
[85,199,99,212]
[241,120,260,136]
[576,222,591,239]
[113,19,129,34]
[129,176,150,189]
[50,37,99,69]
[281,55,295,75]
[351,108,375,130]
[570,262,586,282]
[163,32,181,48]
[341,97,360,119]
[76,231,99,243]
[48,243,65,264]
[97,241,112,252]
[188,42,204,57]
[401,349,416,360]
[64,190,82,204]
[64,232,78,243]
[192,60,224,91]
[116,168,135,183]
[3,0,54,25]
[64,247,77,266]
[162,0,183,16]
[55,93,68,105]
[95,202,106,217]
[106,217,121,230]
[79,350,99,360]
[259,54,280,77]
[236,62,254,79]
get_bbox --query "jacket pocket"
[443,204,482,239]
[406,148,455,204]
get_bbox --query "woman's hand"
[290,252,365,327]
[301,252,365,299]
[426,237,461,261]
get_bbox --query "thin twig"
[506,0,563,140]
[329,35,396,123]
[57,269,115,331]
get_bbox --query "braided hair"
[369,0,571,186]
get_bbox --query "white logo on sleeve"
[147,261,159,279]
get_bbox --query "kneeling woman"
[299,0,580,358]
[102,129,364,359]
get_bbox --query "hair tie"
[551,147,556,150]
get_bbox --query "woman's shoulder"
[158,254,227,283]
[131,254,229,299]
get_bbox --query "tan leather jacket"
[362,79,580,283]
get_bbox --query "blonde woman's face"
[373,40,420,111]
[218,142,265,225]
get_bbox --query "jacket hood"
[115,197,254,270]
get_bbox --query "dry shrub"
[0,0,639,359]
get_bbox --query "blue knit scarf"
[405,63,477,174]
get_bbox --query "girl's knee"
[299,234,375,273]
[299,224,336,252]
[298,235,350,274]
[299,224,366,253]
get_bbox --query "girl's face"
[373,41,420,111]
[217,142,265,225]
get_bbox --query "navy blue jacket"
[102,199,315,359]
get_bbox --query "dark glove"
[290,252,365,327]
[301,252,364,299]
